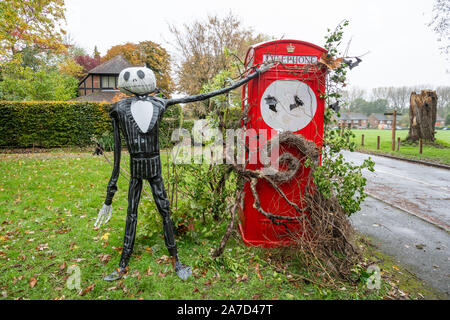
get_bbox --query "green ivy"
[311,20,375,215]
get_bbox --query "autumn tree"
[103,41,174,95]
[0,0,67,60]
[58,57,85,78]
[93,45,100,59]
[168,12,270,117]
[74,55,101,73]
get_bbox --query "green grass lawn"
[0,153,441,300]
[350,130,450,165]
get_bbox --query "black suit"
[104,67,263,269]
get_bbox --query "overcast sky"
[65,0,449,92]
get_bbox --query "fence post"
[377,136,380,150]
[419,139,423,154]
[392,110,397,151]
[361,134,365,147]
[397,137,400,151]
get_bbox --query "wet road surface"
[342,151,450,296]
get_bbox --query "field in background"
[350,130,450,165]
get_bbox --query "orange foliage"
[103,41,174,96]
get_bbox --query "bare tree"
[388,86,412,111]
[371,87,391,105]
[428,0,450,57]
[168,12,270,117]
[341,87,366,110]
[435,86,450,117]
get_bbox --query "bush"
[0,101,183,148]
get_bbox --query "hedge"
[0,101,183,149]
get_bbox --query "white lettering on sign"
[263,54,318,65]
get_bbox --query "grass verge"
[0,153,441,300]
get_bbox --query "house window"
[101,76,117,89]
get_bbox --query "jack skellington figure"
[95,63,272,281]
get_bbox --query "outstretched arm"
[165,64,274,107]
[105,111,121,205]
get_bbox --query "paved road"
[341,151,450,297]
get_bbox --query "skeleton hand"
[258,62,277,73]
[94,204,112,228]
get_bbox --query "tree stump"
[406,90,437,142]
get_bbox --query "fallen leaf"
[100,254,111,263]
[100,233,110,241]
[193,287,199,293]
[29,277,37,288]
[255,263,263,280]
[158,271,166,278]
[55,229,70,234]
[145,267,154,276]
[60,262,67,271]
[145,247,153,254]
[36,243,49,251]
[156,255,170,264]
[79,284,95,296]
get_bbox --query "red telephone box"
[238,39,327,247]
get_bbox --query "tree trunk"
[406,90,437,142]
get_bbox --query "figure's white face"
[118,67,156,95]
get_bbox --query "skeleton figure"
[95,63,272,281]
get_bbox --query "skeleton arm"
[165,64,274,107]
[95,106,121,228]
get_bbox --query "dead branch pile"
[226,131,359,279]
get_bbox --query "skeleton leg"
[119,177,143,268]
[148,176,176,255]
[104,178,142,281]
[148,176,192,280]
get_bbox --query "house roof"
[336,113,368,121]
[88,55,134,75]
[72,91,119,103]
[347,113,368,120]
[370,113,392,121]
[337,114,349,121]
